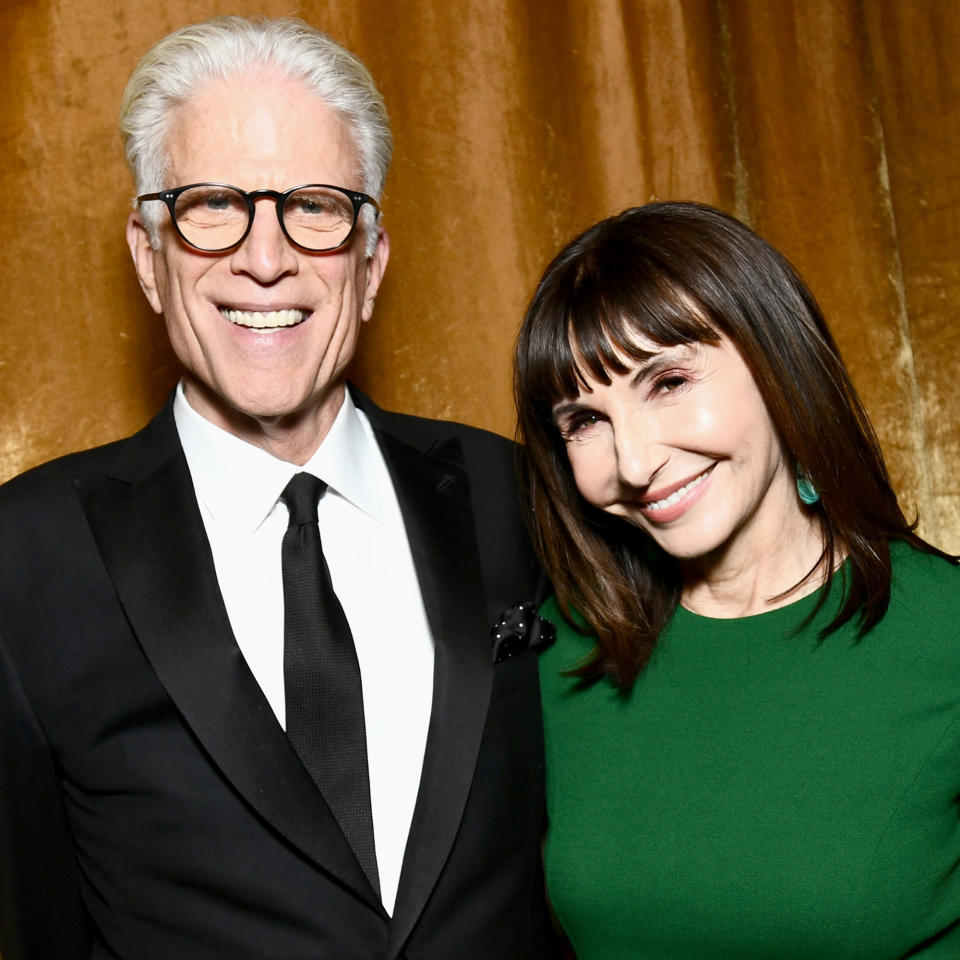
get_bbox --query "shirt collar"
[301,388,384,522]
[173,382,384,534]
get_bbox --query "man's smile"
[219,307,310,329]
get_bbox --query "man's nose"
[229,198,299,282]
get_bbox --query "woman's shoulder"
[537,596,596,673]
[537,595,591,636]
[889,538,959,587]
[537,594,565,627]
[886,539,960,631]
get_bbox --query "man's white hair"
[118,15,391,255]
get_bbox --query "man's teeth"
[645,470,709,511]
[221,308,307,329]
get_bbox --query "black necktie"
[280,472,380,895]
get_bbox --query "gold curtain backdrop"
[0,0,957,550]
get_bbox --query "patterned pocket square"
[491,602,556,664]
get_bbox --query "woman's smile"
[636,463,716,524]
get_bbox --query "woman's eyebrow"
[629,345,696,386]
[550,344,700,420]
[550,398,589,421]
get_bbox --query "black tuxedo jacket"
[0,389,554,960]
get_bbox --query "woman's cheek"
[568,435,614,507]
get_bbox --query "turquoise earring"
[796,465,819,505]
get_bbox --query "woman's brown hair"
[515,201,954,689]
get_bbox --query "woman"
[515,201,960,959]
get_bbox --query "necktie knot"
[281,472,327,526]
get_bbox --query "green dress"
[539,542,960,959]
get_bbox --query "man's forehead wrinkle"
[164,71,361,194]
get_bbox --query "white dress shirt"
[174,383,435,915]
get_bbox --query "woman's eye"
[559,411,603,440]
[655,374,688,393]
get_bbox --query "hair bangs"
[563,261,720,396]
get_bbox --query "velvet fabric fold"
[1,0,957,548]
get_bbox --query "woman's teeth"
[645,470,709,511]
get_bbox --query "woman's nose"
[612,416,665,490]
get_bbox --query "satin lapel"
[370,427,493,957]
[74,416,382,912]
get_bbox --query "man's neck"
[181,377,346,466]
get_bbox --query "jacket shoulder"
[362,401,517,457]
[0,400,175,513]
[2,437,125,496]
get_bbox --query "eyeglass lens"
[172,185,357,251]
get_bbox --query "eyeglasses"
[136,182,380,253]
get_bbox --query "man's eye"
[178,190,241,216]
[295,197,333,214]
[289,193,350,219]
[206,193,234,209]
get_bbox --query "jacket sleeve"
[0,632,90,960]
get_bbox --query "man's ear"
[126,213,164,315]
[360,226,390,323]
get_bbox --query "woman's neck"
[679,499,831,619]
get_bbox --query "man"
[0,16,553,960]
